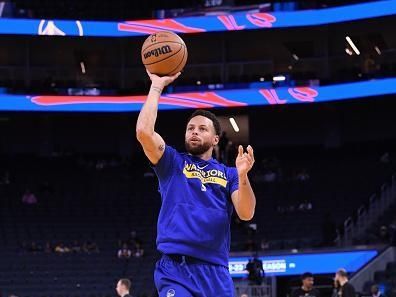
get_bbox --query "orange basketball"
[141,31,188,76]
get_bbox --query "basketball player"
[136,70,256,297]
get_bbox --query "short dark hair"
[119,278,131,290]
[301,272,313,280]
[336,268,348,278]
[187,110,221,136]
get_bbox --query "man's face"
[185,115,219,156]
[303,277,314,289]
[371,286,379,295]
[116,281,125,296]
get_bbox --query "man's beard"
[185,140,212,156]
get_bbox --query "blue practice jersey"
[153,145,239,267]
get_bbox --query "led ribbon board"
[0,78,395,112]
[229,249,378,278]
[0,1,395,37]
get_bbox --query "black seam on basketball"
[166,45,186,75]
[141,41,184,56]
[142,44,183,66]
[143,32,183,49]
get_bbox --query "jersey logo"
[166,289,176,297]
[197,164,209,170]
[183,162,227,188]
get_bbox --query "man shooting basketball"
[136,70,256,297]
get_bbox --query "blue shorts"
[154,254,235,297]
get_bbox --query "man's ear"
[213,135,220,146]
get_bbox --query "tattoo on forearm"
[159,144,165,151]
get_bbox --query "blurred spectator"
[269,157,282,177]
[331,279,340,297]
[389,218,396,246]
[116,278,132,297]
[71,240,82,253]
[380,152,390,164]
[277,203,294,214]
[28,242,42,253]
[54,243,70,254]
[294,168,313,211]
[118,244,132,259]
[263,169,277,183]
[296,169,310,182]
[22,189,37,205]
[371,284,384,297]
[378,151,395,177]
[95,160,105,170]
[246,257,264,285]
[260,238,269,251]
[259,157,282,183]
[362,54,379,78]
[335,268,355,297]
[109,158,120,168]
[376,226,390,244]
[44,242,52,253]
[128,231,142,247]
[83,240,99,254]
[245,224,258,252]
[133,243,144,258]
[18,241,27,254]
[292,272,320,297]
[298,200,313,211]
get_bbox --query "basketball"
[141,31,188,76]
